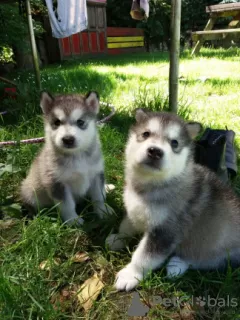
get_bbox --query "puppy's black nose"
[62,135,75,147]
[147,147,164,159]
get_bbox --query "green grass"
[1,48,240,319]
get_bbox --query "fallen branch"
[0,76,17,87]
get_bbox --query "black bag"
[194,128,237,183]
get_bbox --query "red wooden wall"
[58,0,145,59]
[60,31,106,57]
[60,28,145,58]
[59,0,107,59]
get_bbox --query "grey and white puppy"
[106,110,240,291]
[21,91,111,225]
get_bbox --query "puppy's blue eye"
[77,119,85,127]
[54,119,61,127]
[171,139,179,148]
[142,131,150,138]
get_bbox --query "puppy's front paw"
[105,184,116,193]
[95,203,115,218]
[65,216,84,227]
[106,233,126,251]
[115,265,143,291]
[166,256,188,278]
[75,217,84,226]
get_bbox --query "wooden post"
[191,17,217,56]
[26,0,41,90]
[169,0,181,113]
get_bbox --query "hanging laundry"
[45,0,88,38]
[130,0,149,21]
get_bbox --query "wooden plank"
[82,32,90,53]
[72,33,80,54]
[192,31,240,41]
[206,3,240,13]
[88,5,96,29]
[107,41,144,49]
[103,6,108,53]
[228,13,240,27]
[79,32,83,54]
[191,17,216,55]
[97,6,104,28]
[90,32,98,52]
[107,27,144,37]
[69,34,74,58]
[210,10,240,18]
[99,32,106,52]
[88,30,92,53]
[108,47,145,55]
[62,38,71,56]
[229,19,240,28]
[192,28,240,35]
[107,36,144,43]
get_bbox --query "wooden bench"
[191,3,240,55]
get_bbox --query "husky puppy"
[21,91,111,225]
[106,110,240,291]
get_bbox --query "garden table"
[191,3,240,55]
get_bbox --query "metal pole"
[26,0,41,90]
[169,0,182,113]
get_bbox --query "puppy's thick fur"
[106,110,240,291]
[21,91,110,224]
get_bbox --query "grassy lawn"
[1,48,240,319]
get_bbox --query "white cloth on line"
[45,0,88,38]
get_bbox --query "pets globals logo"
[127,292,238,317]
[193,295,238,308]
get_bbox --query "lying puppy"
[21,91,111,225]
[107,110,240,291]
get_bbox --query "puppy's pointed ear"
[85,91,100,114]
[40,91,54,114]
[135,108,149,123]
[186,122,202,139]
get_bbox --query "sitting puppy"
[21,91,110,225]
[106,110,240,291]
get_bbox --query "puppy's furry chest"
[124,185,169,233]
[57,157,98,197]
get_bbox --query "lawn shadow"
[0,66,118,130]
[57,52,170,68]
[42,67,117,100]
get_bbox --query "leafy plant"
[0,3,45,64]
[0,46,14,64]
[181,0,219,34]
[137,0,171,51]
[106,0,137,27]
